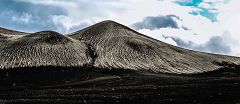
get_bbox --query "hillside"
[0,31,91,69]
[69,20,240,74]
[0,20,239,74]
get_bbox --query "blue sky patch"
[174,0,225,22]
[189,8,218,22]
[175,0,203,7]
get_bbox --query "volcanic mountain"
[0,20,240,74]
[1,20,240,104]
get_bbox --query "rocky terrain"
[0,20,240,104]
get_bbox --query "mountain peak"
[69,21,240,74]
[100,20,119,24]
[91,20,131,31]
[25,31,71,44]
[29,31,63,37]
[0,30,91,69]
[69,20,137,41]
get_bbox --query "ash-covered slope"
[69,20,240,74]
[0,20,239,74]
[0,31,91,69]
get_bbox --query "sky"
[0,0,239,56]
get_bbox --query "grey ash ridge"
[0,20,240,74]
[25,31,71,44]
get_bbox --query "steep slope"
[0,31,91,69]
[69,20,240,74]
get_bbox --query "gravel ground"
[0,69,240,104]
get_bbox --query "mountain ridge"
[0,20,239,74]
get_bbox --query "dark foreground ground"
[0,66,240,104]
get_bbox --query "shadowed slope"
[69,20,240,74]
[0,31,91,69]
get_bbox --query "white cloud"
[199,2,212,9]
[17,0,126,33]
[124,0,240,56]
[138,29,178,46]
[216,0,240,55]
[11,13,32,24]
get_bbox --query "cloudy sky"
[0,0,239,56]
